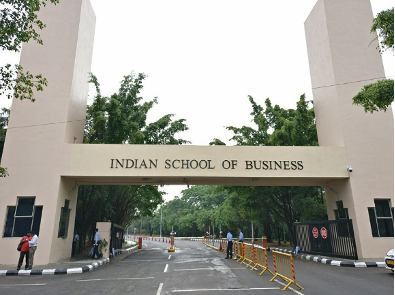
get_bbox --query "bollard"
[262,236,267,249]
[138,237,142,249]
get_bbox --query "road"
[0,239,393,295]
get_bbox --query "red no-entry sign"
[312,227,319,238]
[321,227,328,239]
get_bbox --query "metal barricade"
[242,244,253,266]
[269,250,304,291]
[235,242,244,262]
[221,239,227,252]
[236,242,244,262]
[251,247,274,276]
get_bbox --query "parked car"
[384,249,394,271]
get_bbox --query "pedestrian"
[27,231,38,270]
[92,228,101,259]
[225,230,233,259]
[17,232,32,270]
[238,228,244,243]
[72,232,79,256]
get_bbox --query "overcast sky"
[1,0,394,201]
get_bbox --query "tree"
[0,107,9,177]
[0,0,59,102]
[352,7,394,113]
[226,95,318,147]
[76,72,189,249]
[85,73,189,145]
[371,8,394,53]
[213,95,325,245]
[352,79,394,113]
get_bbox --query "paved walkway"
[0,243,138,276]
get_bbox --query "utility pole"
[160,206,163,238]
[140,215,143,235]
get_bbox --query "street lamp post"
[160,206,162,238]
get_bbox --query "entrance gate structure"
[0,0,393,265]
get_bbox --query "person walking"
[92,228,101,259]
[27,231,38,270]
[17,232,32,270]
[225,230,233,259]
[238,228,244,243]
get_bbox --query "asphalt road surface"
[0,239,393,295]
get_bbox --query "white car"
[384,249,394,271]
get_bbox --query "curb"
[0,258,110,276]
[272,247,385,268]
[0,245,139,276]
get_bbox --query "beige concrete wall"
[67,144,349,186]
[0,0,95,265]
[305,0,394,258]
[96,222,111,259]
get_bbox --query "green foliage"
[0,64,48,101]
[209,138,226,145]
[0,0,58,103]
[76,72,188,252]
[371,8,394,53]
[226,95,317,146]
[0,166,8,177]
[134,186,229,237]
[210,95,323,244]
[352,79,394,113]
[0,0,59,52]
[352,7,394,113]
[99,238,108,255]
[85,73,190,145]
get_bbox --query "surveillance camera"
[347,166,353,172]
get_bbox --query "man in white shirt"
[92,228,101,259]
[27,231,38,270]
[225,230,233,259]
[238,229,244,243]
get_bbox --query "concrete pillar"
[0,0,95,265]
[305,0,394,258]
[96,222,111,259]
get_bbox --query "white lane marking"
[274,279,305,295]
[250,287,280,290]
[174,267,246,271]
[120,260,168,262]
[168,255,171,260]
[172,287,280,292]
[164,264,169,272]
[76,277,154,282]
[156,283,164,295]
[0,284,47,287]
